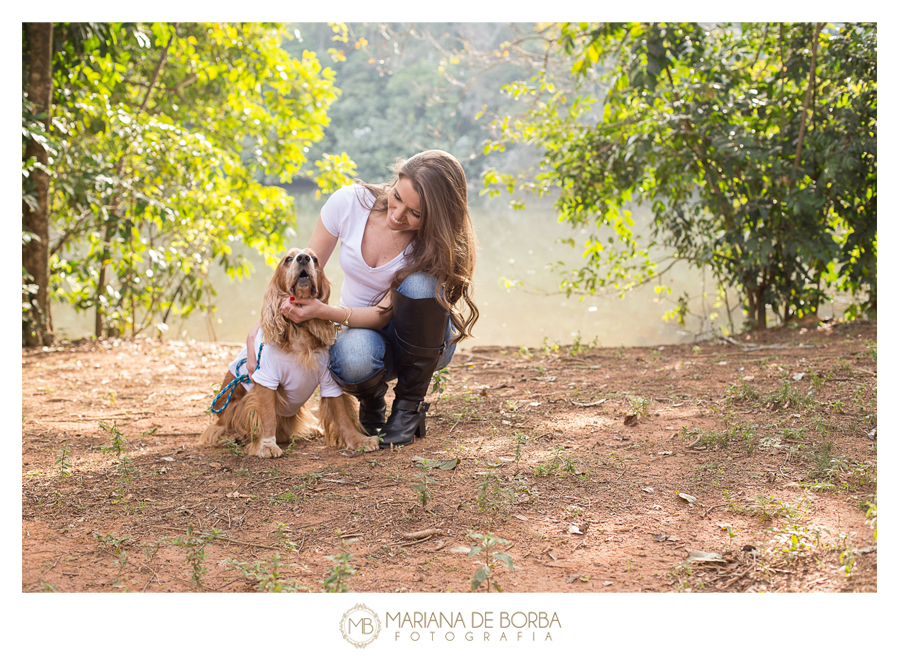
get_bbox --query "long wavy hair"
[357,150,479,343]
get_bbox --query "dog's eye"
[285,256,294,264]
[311,256,319,265]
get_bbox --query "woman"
[250,150,478,448]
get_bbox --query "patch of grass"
[810,438,837,474]
[766,378,814,410]
[726,382,760,404]
[725,491,808,522]
[533,446,580,478]
[226,554,308,592]
[681,426,729,450]
[221,438,244,456]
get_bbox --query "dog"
[200,247,377,458]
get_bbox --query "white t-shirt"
[320,184,412,308]
[228,330,344,417]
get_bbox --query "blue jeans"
[329,273,457,384]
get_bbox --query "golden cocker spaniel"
[200,247,377,458]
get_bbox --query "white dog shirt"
[228,330,343,417]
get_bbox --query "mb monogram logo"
[340,604,382,648]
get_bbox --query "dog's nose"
[297,253,311,265]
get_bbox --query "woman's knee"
[396,272,441,300]
[329,328,386,384]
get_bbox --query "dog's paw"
[344,434,379,453]
[244,436,284,459]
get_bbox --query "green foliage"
[94,531,133,572]
[321,551,356,592]
[99,420,127,457]
[171,524,221,590]
[288,23,525,183]
[55,441,73,478]
[411,460,437,508]
[25,22,351,340]
[533,445,580,478]
[226,554,306,592]
[483,22,876,327]
[466,531,517,592]
[476,473,516,520]
[766,378,814,409]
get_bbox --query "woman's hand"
[280,296,332,324]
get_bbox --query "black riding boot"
[330,368,388,437]
[379,289,449,448]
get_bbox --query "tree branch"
[793,23,822,174]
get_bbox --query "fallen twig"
[701,503,728,519]
[569,398,607,407]
[400,528,443,540]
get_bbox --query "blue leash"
[210,342,264,414]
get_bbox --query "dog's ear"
[260,257,289,344]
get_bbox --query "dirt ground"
[22,320,877,593]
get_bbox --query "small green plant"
[321,551,356,592]
[568,331,599,356]
[94,531,132,572]
[226,554,307,592]
[117,454,136,487]
[808,372,833,394]
[275,490,300,505]
[767,378,814,409]
[99,420,127,457]
[171,525,221,590]
[466,531,517,592]
[221,438,244,456]
[533,446,579,478]
[628,396,650,419]
[865,502,877,540]
[726,382,760,403]
[746,495,807,522]
[681,426,728,450]
[55,441,72,478]
[540,337,560,356]
[476,473,516,521]
[513,432,529,466]
[411,460,436,509]
[810,439,837,474]
[431,367,451,398]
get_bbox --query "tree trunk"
[22,22,55,347]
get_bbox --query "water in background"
[54,186,844,348]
